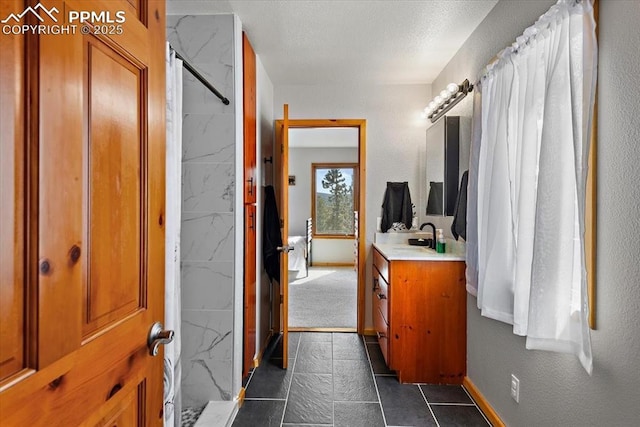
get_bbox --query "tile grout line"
[242,365,256,391]
[418,384,441,427]
[243,398,287,401]
[363,335,389,427]
[279,334,301,427]
[461,384,492,426]
[428,402,477,406]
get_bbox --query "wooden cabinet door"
[391,260,466,384]
[0,0,167,424]
[243,205,257,377]
[242,31,257,378]
[243,32,256,204]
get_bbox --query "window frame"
[311,162,359,238]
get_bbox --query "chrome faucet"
[419,222,436,249]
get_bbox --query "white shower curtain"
[164,43,183,426]
[473,0,597,373]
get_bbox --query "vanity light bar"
[423,79,473,123]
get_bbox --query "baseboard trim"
[236,387,246,407]
[463,377,505,427]
[253,331,274,368]
[311,262,355,267]
[289,327,357,333]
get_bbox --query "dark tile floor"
[233,332,490,427]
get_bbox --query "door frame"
[274,118,367,334]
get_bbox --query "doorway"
[275,119,366,334]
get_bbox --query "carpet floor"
[288,267,357,329]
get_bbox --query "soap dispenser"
[436,229,446,253]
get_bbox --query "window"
[311,163,358,237]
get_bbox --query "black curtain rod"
[171,47,230,105]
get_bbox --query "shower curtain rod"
[170,46,230,105]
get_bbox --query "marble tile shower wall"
[167,14,237,408]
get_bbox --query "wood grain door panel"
[0,0,27,382]
[84,36,145,336]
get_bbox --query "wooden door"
[0,0,167,425]
[278,105,290,369]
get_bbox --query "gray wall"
[432,1,640,425]
[168,14,237,407]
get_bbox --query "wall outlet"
[510,374,520,403]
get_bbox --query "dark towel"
[380,182,413,232]
[451,171,468,241]
[263,185,282,283]
[426,181,444,215]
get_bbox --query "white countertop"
[373,241,466,262]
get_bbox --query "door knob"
[147,322,174,356]
[277,245,293,253]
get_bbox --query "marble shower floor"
[232,332,491,427]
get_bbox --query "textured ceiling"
[167,0,498,85]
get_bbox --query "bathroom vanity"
[372,242,466,384]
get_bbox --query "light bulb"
[447,82,459,96]
[440,89,449,100]
[428,101,437,110]
[434,95,443,105]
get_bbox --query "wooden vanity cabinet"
[372,247,466,384]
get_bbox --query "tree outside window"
[312,163,358,236]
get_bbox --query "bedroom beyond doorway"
[288,266,358,329]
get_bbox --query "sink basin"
[408,238,433,247]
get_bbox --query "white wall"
[256,54,274,357]
[311,239,355,265]
[431,0,640,425]
[275,83,431,327]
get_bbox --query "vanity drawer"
[374,274,389,325]
[374,304,390,365]
[373,248,389,283]
[373,267,390,365]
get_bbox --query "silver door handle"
[277,245,294,253]
[147,322,174,356]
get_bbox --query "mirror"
[425,116,460,216]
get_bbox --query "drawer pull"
[376,331,387,339]
[376,293,387,300]
[372,277,379,292]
